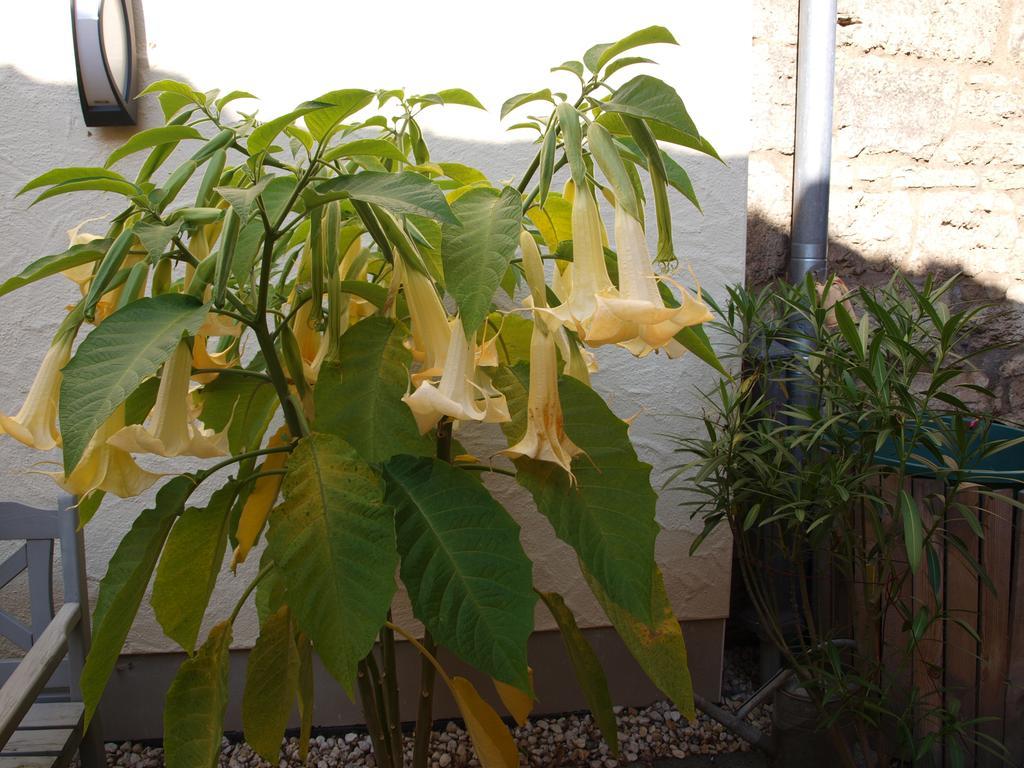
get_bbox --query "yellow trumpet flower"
[108,340,228,458]
[397,257,452,381]
[61,220,138,323]
[501,319,582,476]
[403,317,510,434]
[0,333,74,451]
[191,334,238,384]
[550,186,615,339]
[587,204,713,357]
[231,426,291,570]
[45,404,161,498]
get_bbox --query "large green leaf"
[322,138,408,164]
[596,111,720,160]
[494,366,659,622]
[585,26,678,73]
[151,481,238,653]
[164,621,233,768]
[900,489,924,573]
[82,476,195,725]
[673,324,728,376]
[195,373,278,455]
[440,186,522,334]
[31,178,140,205]
[17,167,129,196]
[305,172,457,224]
[243,606,299,764]
[0,238,110,299]
[248,90,373,153]
[499,89,553,120]
[600,75,698,140]
[215,176,273,225]
[105,126,204,168]
[538,591,618,752]
[60,293,209,473]
[314,318,431,463]
[384,455,535,693]
[266,433,396,694]
[133,220,182,260]
[584,566,695,720]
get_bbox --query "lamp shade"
[71,0,138,126]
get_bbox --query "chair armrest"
[0,601,80,746]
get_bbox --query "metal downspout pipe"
[788,0,838,283]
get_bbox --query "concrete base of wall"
[97,619,725,742]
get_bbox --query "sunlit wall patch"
[71,0,138,126]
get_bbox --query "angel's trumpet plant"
[587,203,712,357]
[0,331,74,451]
[109,339,228,458]
[47,404,161,498]
[504,231,583,475]
[403,317,509,434]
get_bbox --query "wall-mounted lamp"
[71,0,138,126]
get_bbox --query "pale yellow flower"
[550,186,615,339]
[0,333,73,451]
[45,404,161,499]
[403,317,509,434]
[587,204,712,357]
[397,257,452,381]
[501,319,582,476]
[108,340,228,458]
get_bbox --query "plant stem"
[380,616,404,764]
[357,659,392,768]
[412,420,453,768]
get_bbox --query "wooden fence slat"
[912,479,945,766]
[1002,490,1024,767]
[944,488,980,766]
[976,490,1013,768]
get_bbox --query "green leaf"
[151,481,237,653]
[414,88,486,110]
[441,186,522,334]
[0,239,109,299]
[307,172,457,224]
[494,366,659,622]
[164,621,232,768]
[584,566,695,720]
[538,591,618,752]
[439,163,488,186]
[587,122,640,221]
[32,178,140,205]
[266,433,396,694]
[592,26,678,73]
[243,606,299,764]
[555,102,586,187]
[133,220,182,260]
[214,176,274,225]
[337,280,387,307]
[598,112,721,160]
[551,60,584,79]
[384,455,535,693]
[600,75,699,141]
[314,318,431,463]
[195,374,278,455]
[17,167,129,196]
[139,79,204,104]
[900,489,924,573]
[158,92,195,121]
[82,476,195,725]
[673,325,727,376]
[303,89,375,142]
[604,56,657,78]
[615,137,702,211]
[105,126,204,168]
[322,138,408,164]
[59,293,209,473]
[216,90,258,110]
[500,89,553,120]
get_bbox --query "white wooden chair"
[0,496,104,768]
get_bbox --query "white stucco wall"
[0,1,749,654]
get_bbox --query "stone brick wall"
[749,0,1024,419]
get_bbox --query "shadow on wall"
[746,209,1024,422]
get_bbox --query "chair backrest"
[0,496,85,695]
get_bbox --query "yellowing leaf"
[494,668,534,726]
[451,676,520,768]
